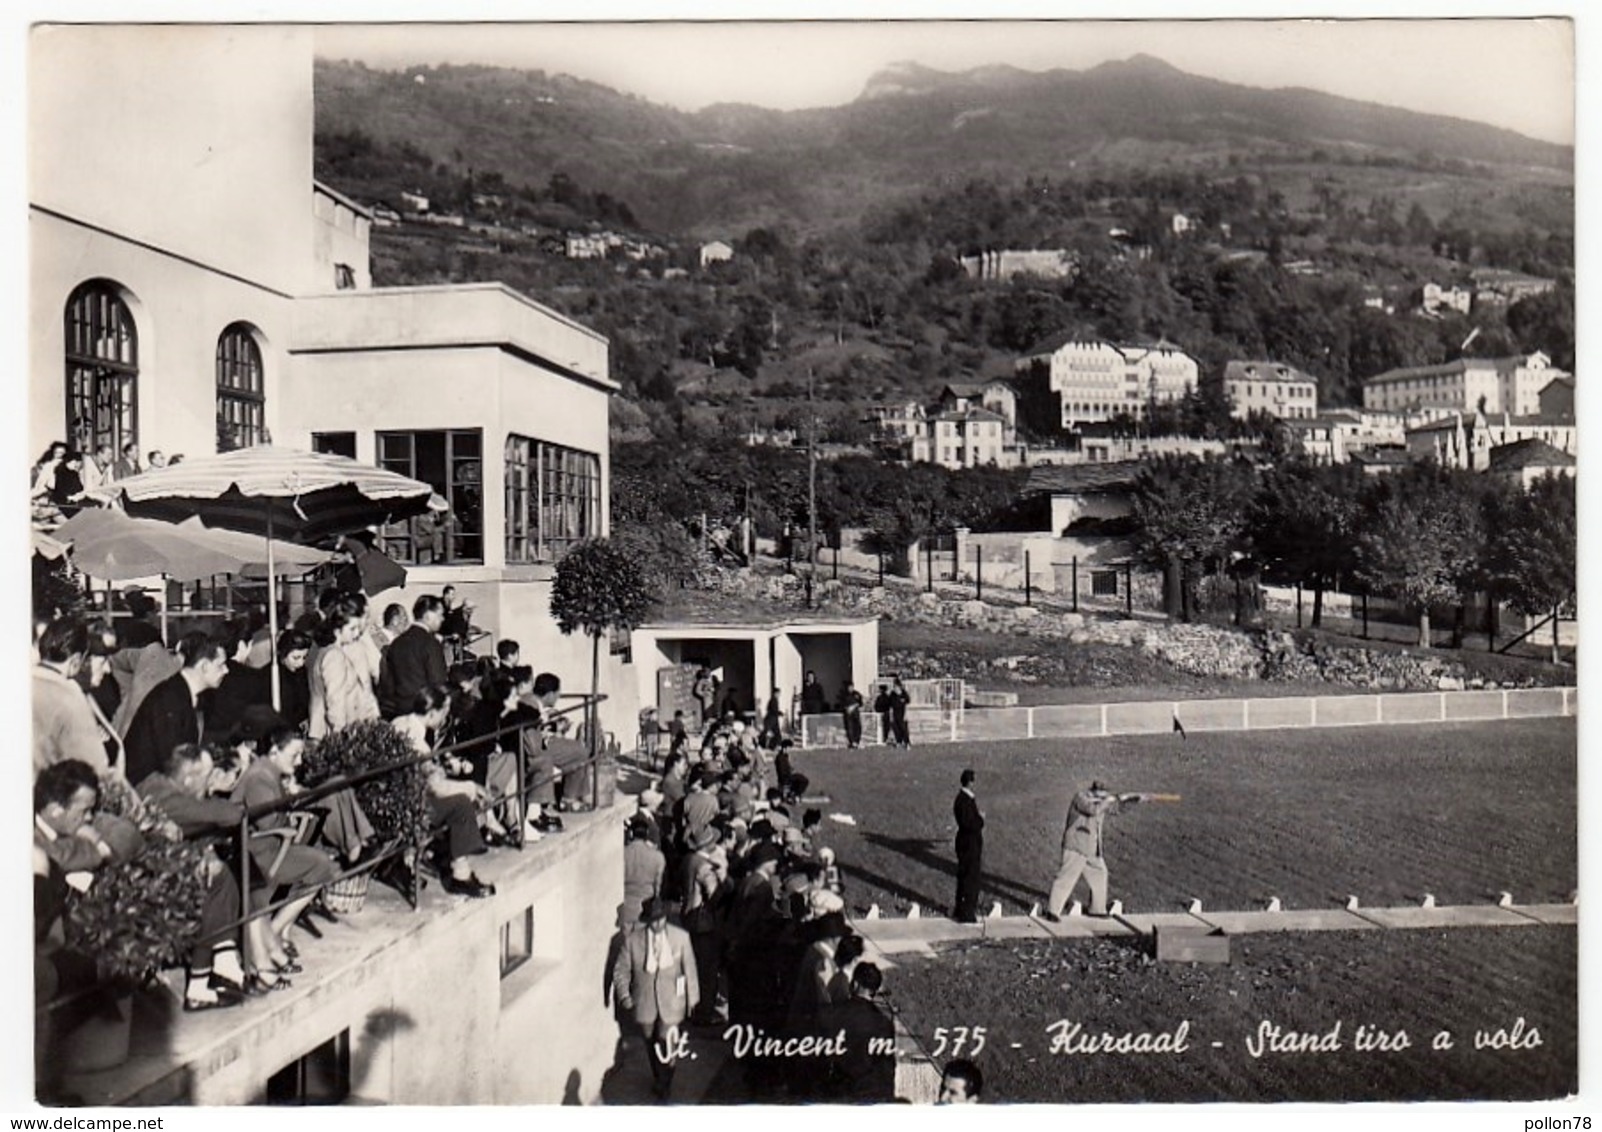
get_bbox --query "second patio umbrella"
[88,446,443,708]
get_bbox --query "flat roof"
[638,617,878,633]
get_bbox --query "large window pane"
[216,324,266,451]
[64,282,138,457]
[375,429,483,565]
[505,434,600,564]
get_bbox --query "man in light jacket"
[612,896,700,1100]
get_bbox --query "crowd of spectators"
[33,577,588,1051]
[612,706,902,1103]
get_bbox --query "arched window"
[216,323,266,451]
[64,281,138,456]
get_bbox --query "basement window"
[500,905,534,979]
[1091,570,1120,597]
[266,1029,351,1105]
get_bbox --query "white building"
[31,25,631,737]
[1016,335,1200,428]
[1404,410,1578,472]
[1362,352,1564,418]
[1222,360,1319,420]
[1421,282,1472,315]
[698,239,734,267]
[911,407,1010,468]
[1282,409,1412,464]
[958,249,1074,281]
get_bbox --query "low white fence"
[798,687,1575,749]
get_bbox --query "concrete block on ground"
[1103,700,1173,735]
[1194,909,1377,934]
[851,918,981,946]
[979,917,1052,941]
[1506,688,1567,718]
[1031,704,1106,739]
[1245,697,1315,730]
[1155,924,1230,964]
[1442,690,1508,722]
[1379,692,1445,724]
[1117,911,1214,935]
[1356,905,1531,930]
[1032,913,1134,939]
[1314,695,1383,727]
[1175,699,1247,732]
[1509,904,1578,926]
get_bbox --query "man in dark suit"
[952,768,984,923]
[377,595,448,717]
[123,631,228,786]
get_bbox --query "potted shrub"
[300,720,432,910]
[60,833,210,1073]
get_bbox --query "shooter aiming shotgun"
[1042,781,1180,920]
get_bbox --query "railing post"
[1296,583,1303,629]
[514,722,528,848]
[1362,592,1369,640]
[975,546,983,601]
[1125,563,1133,617]
[1072,557,1078,612]
[877,551,884,588]
[1024,550,1032,607]
[237,811,253,931]
[832,545,839,581]
[589,695,599,812]
[925,541,933,593]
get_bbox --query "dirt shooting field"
[801,716,1578,1103]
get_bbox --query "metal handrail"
[37,692,609,1019]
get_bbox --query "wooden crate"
[1155,924,1230,964]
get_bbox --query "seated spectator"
[49,451,88,517]
[231,726,339,955]
[137,743,295,999]
[114,589,163,650]
[378,603,408,646]
[391,685,497,898]
[275,630,313,732]
[205,620,270,745]
[123,630,229,786]
[439,584,473,643]
[33,617,113,775]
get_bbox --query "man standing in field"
[1043,781,1147,920]
[952,768,984,923]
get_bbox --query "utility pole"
[807,366,818,606]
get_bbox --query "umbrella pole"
[159,574,169,646]
[267,506,281,712]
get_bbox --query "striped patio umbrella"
[86,446,443,708]
[86,445,442,543]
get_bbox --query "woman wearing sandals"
[392,685,498,898]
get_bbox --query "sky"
[313,17,1575,147]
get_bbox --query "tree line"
[1129,455,1575,657]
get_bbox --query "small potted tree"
[551,538,660,811]
[60,833,211,1073]
[300,720,433,910]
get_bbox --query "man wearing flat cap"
[612,896,700,1100]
